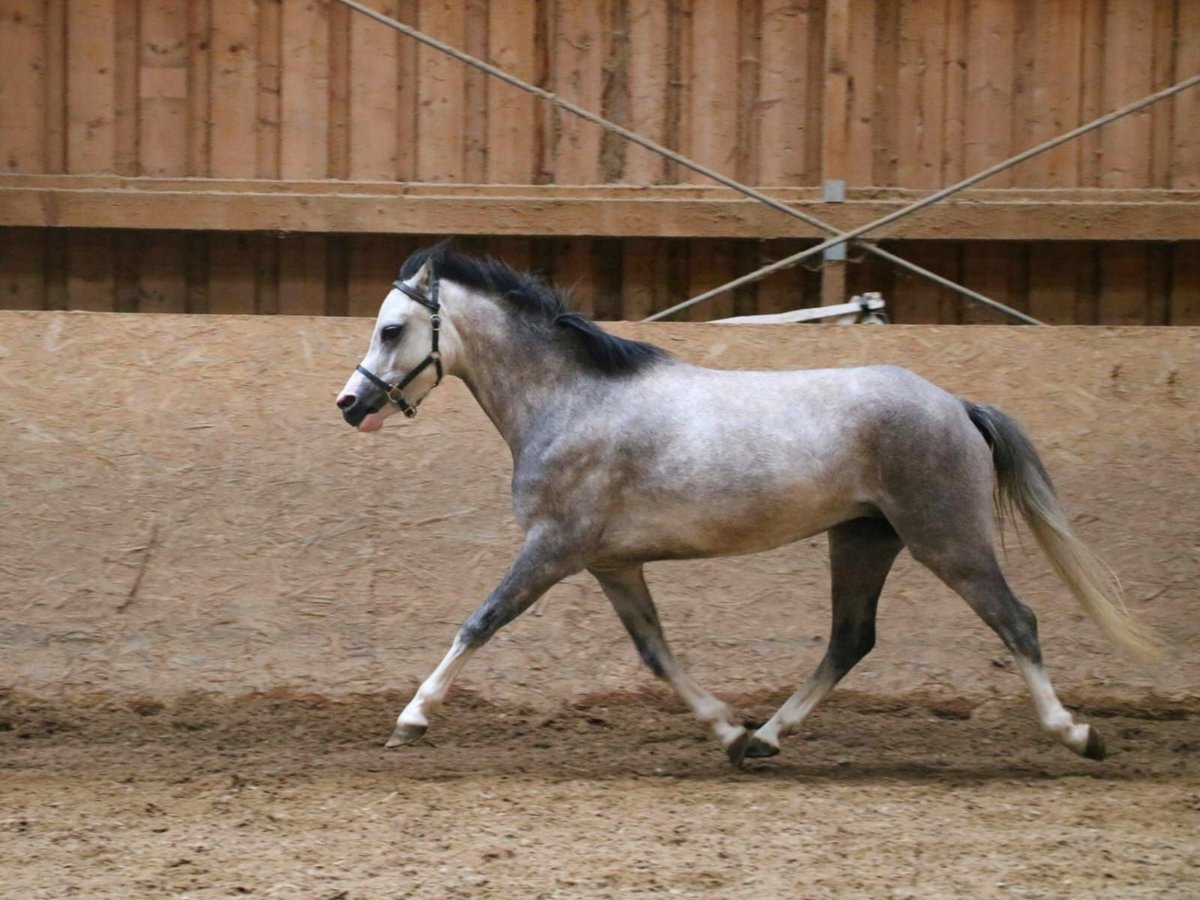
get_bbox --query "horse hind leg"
[590,565,752,766]
[932,554,1104,759]
[897,510,1106,760]
[750,517,904,757]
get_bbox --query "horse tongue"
[358,412,385,433]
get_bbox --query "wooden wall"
[2,0,1196,187]
[1,0,1197,323]
[2,228,1198,324]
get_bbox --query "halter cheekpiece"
[355,276,443,419]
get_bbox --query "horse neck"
[444,287,585,450]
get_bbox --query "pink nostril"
[336,393,357,410]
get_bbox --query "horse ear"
[412,260,435,291]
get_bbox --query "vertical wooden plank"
[67,0,117,173]
[1147,0,1175,189]
[624,0,669,183]
[555,0,608,184]
[139,0,190,177]
[113,231,140,312]
[43,231,67,310]
[44,0,68,173]
[894,243,958,323]
[592,238,624,319]
[821,0,851,186]
[600,0,630,182]
[394,0,420,181]
[842,0,877,186]
[940,0,967,185]
[348,234,401,316]
[1097,244,1151,325]
[755,240,807,315]
[1076,0,1105,187]
[257,0,282,178]
[621,239,662,320]
[185,232,209,313]
[1021,0,1083,187]
[328,0,351,180]
[416,0,466,181]
[188,0,211,175]
[684,239,738,321]
[960,242,1025,324]
[463,0,489,183]
[489,237,533,273]
[0,0,47,172]
[255,233,281,314]
[735,0,761,185]
[280,0,330,179]
[66,230,116,311]
[348,0,399,181]
[896,0,947,190]
[1099,1,1154,188]
[207,234,258,314]
[211,1,259,177]
[553,238,595,314]
[326,234,350,316]
[820,0,851,305]
[1169,244,1200,324]
[0,230,46,309]
[137,231,188,312]
[485,0,536,182]
[1027,242,1092,324]
[963,0,1014,185]
[684,0,738,184]
[113,0,140,175]
[278,234,328,315]
[663,0,688,184]
[870,0,900,185]
[1170,1,1200,187]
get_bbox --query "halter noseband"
[355,277,443,419]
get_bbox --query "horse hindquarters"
[877,402,1115,759]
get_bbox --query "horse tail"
[963,401,1161,663]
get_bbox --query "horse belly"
[599,484,868,562]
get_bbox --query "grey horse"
[335,245,1157,767]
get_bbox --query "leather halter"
[355,277,443,419]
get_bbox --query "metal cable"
[332,0,1022,320]
[333,0,1197,326]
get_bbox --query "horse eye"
[380,324,403,342]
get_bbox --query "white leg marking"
[665,669,745,748]
[753,669,837,750]
[398,637,477,729]
[1016,658,1090,753]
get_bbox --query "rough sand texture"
[1,312,1197,896]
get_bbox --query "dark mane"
[399,243,668,377]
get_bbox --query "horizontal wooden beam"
[1,176,1197,240]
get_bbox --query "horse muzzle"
[336,390,385,428]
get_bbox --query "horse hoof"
[1083,726,1106,761]
[743,736,780,759]
[725,731,753,768]
[385,723,427,748]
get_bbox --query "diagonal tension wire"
[648,72,1200,323]
[332,0,1026,321]
[334,0,1197,326]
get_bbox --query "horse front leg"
[387,530,583,747]
[590,565,752,766]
